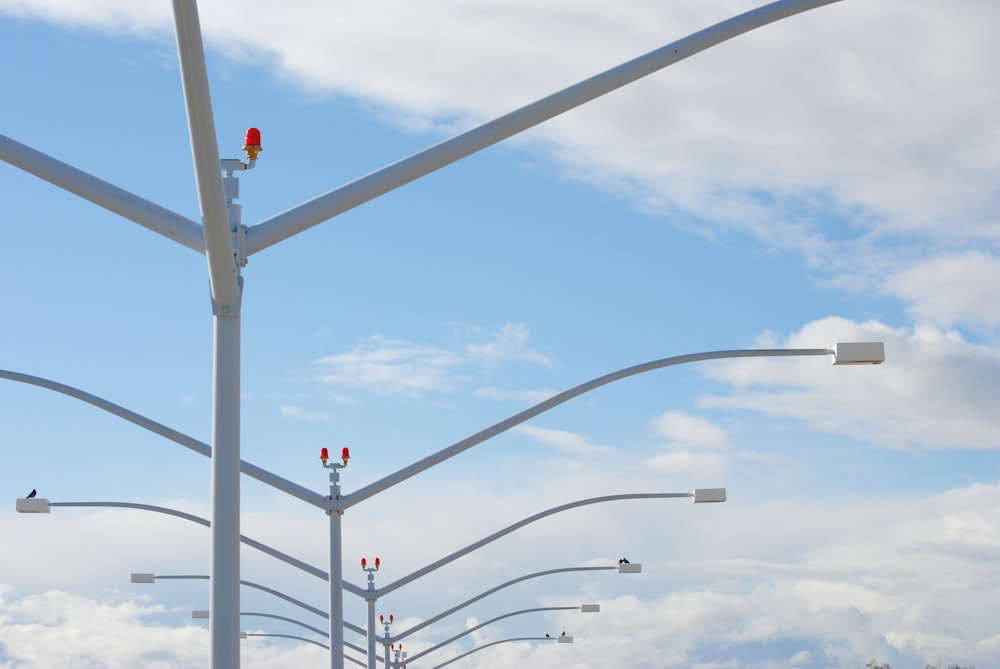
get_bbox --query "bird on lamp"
[618,557,629,564]
[26,489,37,499]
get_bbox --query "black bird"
[561,631,566,637]
[26,489,37,499]
[545,634,550,638]
[618,557,629,564]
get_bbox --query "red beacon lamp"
[242,127,262,161]
[320,446,351,467]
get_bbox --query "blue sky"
[1,1,999,668]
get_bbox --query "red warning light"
[242,127,262,160]
[374,557,381,570]
[320,447,329,465]
[341,447,351,465]
[361,558,367,569]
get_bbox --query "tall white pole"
[172,1,244,665]
[328,467,346,669]
[212,302,242,668]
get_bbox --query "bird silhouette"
[26,489,37,499]
[545,634,551,638]
[618,557,629,564]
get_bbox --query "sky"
[1,0,998,668]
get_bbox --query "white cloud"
[279,405,334,423]
[464,323,553,368]
[312,324,551,396]
[644,451,730,479]
[652,410,729,449]
[885,251,1000,332]
[472,385,555,405]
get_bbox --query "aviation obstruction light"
[320,447,329,465]
[341,447,350,466]
[242,127,262,160]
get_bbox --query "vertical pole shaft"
[329,480,345,669]
[367,596,377,669]
[211,312,241,668]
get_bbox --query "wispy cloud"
[512,424,617,456]
[312,324,551,396]
[279,405,334,423]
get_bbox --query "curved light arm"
[391,566,613,643]
[245,0,844,255]
[49,501,364,597]
[143,573,367,636]
[242,612,327,637]
[241,634,371,667]
[428,637,556,669]
[244,633,329,650]
[241,611,380,660]
[343,348,830,509]
[377,493,693,597]
[0,369,326,510]
[400,606,579,665]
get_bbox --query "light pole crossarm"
[378,493,691,597]
[344,349,829,509]
[0,133,206,253]
[244,0,844,256]
[391,566,614,643]
[399,606,578,665]
[0,369,327,509]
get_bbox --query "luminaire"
[832,342,885,365]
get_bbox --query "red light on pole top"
[374,557,381,570]
[341,447,350,465]
[242,127,262,160]
[361,558,367,570]
[320,447,329,465]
